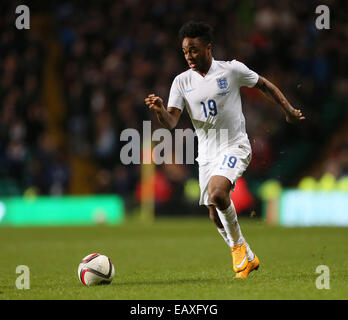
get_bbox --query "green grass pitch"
[1,216,347,300]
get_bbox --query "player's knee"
[208,188,226,208]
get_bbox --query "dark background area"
[0,0,347,217]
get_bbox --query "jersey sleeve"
[167,76,185,111]
[231,60,259,88]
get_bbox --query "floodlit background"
[0,0,347,226]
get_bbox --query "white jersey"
[168,58,259,164]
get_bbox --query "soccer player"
[145,21,305,278]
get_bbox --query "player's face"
[182,37,211,74]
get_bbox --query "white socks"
[217,227,230,247]
[216,201,243,245]
[216,201,255,262]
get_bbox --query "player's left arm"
[254,76,305,124]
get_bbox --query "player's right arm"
[145,94,181,130]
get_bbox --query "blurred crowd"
[0,2,64,196]
[0,0,347,212]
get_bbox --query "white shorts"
[198,145,252,206]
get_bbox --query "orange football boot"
[235,255,260,278]
[231,243,248,272]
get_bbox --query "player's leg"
[208,175,255,272]
[199,165,233,248]
[208,175,243,245]
[206,204,231,247]
[198,152,259,276]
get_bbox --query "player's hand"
[285,107,306,124]
[145,94,165,113]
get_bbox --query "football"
[78,253,115,286]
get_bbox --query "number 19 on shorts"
[222,155,237,168]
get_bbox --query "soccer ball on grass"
[78,253,115,286]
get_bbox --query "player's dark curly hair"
[178,21,213,44]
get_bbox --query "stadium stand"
[1,0,347,215]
